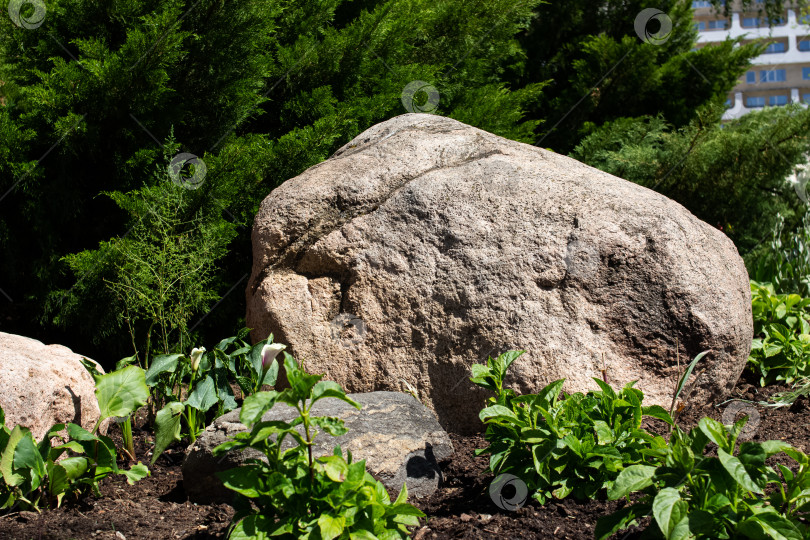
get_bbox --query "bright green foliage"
[748,281,810,386]
[50,139,238,362]
[1,0,544,364]
[571,105,810,256]
[750,213,810,298]
[471,351,671,504]
[150,330,279,462]
[597,417,810,540]
[513,0,764,153]
[213,353,424,539]
[0,369,149,511]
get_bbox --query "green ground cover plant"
[149,332,285,462]
[0,366,150,511]
[597,416,810,540]
[212,352,423,539]
[748,281,810,386]
[471,350,672,504]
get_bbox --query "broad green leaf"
[318,455,348,482]
[186,375,218,412]
[318,514,346,540]
[608,464,657,500]
[738,509,803,540]
[96,365,149,421]
[144,354,182,386]
[47,462,69,505]
[479,404,524,426]
[348,531,378,540]
[59,456,89,480]
[592,378,616,399]
[494,350,525,375]
[230,514,273,540]
[217,465,263,498]
[593,420,615,445]
[13,431,45,487]
[240,391,280,427]
[152,401,185,465]
[122,463,150,484]
[718,448,763,494]
[311,381,360,409]
[699,417,731,452]
[653,487,689,539]
[311,416,348,437]
[642,405,675,426]
[1,426,25,486]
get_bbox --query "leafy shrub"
[749,213,810,298]
[471,351,671,504]
[597,416,810,540]
[0,366,150,511]
[748,281,810,386]
[212,353,424,539]
[149,331,284,462]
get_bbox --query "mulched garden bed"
[1,371,808,540]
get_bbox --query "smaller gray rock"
[182,391,453,503]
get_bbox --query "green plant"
[0,366,150,511]
[748,281,810,385]
[471,351,671,504]
[750,213,810,298]
[149,332,285,463]
[212,353,424,539]
[597,416,810,540]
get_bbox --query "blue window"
[695,21,706,31]
[760,69,786,82]
[724,97,733,109]
[800,39,810,51]
[746,96,766,108]
[804,94,810,103]
[803,67,810,80]
[746,71,756,83]
[708,19,728,29]
[769,95,788,106]
[692,1,711,7]
[764,42,786,53]
[743,17,760,27]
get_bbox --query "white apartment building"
[693,0,810,119]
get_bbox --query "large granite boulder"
[246,113,753,433]
[182,391,452,503]
[0,332,107,439]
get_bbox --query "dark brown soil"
[1,370,808,540]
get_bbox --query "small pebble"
[460,513,472,522]
[116,532,127,540]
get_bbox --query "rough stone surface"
[182,391,452,503]
[246,113,753,433]
[0,332,107,439]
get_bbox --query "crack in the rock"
[250,147,507,296]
